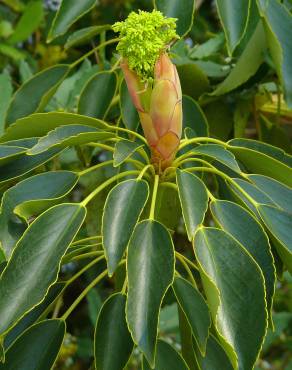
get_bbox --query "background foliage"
[0,0,291,369]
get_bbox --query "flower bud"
[121,53,182,170]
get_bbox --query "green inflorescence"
[113,10,178,82]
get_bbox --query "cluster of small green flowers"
[113,10,178,82]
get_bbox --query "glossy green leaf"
[0,320,65,370]
[4,282,66,349]
[0,203,86,335]
[203,99,233,140]
[216,0,250,54]
[113,139,144,167]
[78,71,117,119]
[182,95,209,137]
[143,340,188,370]
[127,220,175,366]
[8,0,43,44]
[0,171,78,257]
[194,227,267,370]
[228,138,292,167]
[0,145,26,164]
[102,179,149,276]
[5,65,69,126]
[0,112,108,143]
[48,0,97,41]
[0,72,12,135]
[194,334,233,370]
[154,0,195,37]
[28,125,113,155]
[257,0,292,107]
[248,174,292,214]
[94,293,133,370]
[211,22,266,96]
[0,145,62,183]
[176,170,208,241]
[65,25,111,49]
[155,185,181,231]
[210,200,275,318]
[120,79,139,131]
[228,141,292,187]
[173,276,211,354]
[189,33,225,59]
[193,144,241,173]
[258,205,292,274]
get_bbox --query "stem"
[175,252,197,287]
[72,235,102,245]
[137,164,155,180]
[68,251,104,262]
[66,256,105,285]
[62,270,108,320]
[121,276,128,294]
[149,175,159,220]
[109,126,147,144]
[81,170,140,206]
[179,137,226,151]
[70,38,120,69]
[160,182,178,191]
[78,160,113,176]
[176,252,199,272]
[86,143,114,152]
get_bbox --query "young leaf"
[94,294,133,370]
[0,171,78,258]
[143,340,188,370]
[154,0,195,37]
[0,203,86,335]
[176,170,209,241]
[78,71,117,119]
[194,227,267,370]
[102,179,149,276]
[210,200,276,320]
[126,220,175,366]
[0,320,65,370]
[173,277,211,355]
[27,125,113,155]
[48,0,97,41]
[258,205,292,274]
[0,112,109,143]
[5,65,69,126]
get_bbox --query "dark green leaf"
[154,0,195,37]
[0,72,12,135]
[194,227,267,370]
[143,340,188,370]
[0,203,86,335]
[228,141,292,187]
[216,0,250,53]
[0,171,78,257]
[210,200,276,319]
[182,95,209,137]
[48,0,97,41]
[94,294,133,370]
[0,145,26,164]
[102,179,149,275]
[0,320,65,370]
[0,112,108,143]
[176,170,208,241]
[127,220,175,366]
[257,0,292,107]
[113,139,144,167]
[189,33,225,59]
[194,334,233,370]
[173,277,211,354]
[120,79,139,131]
[258,204,292,274]
[78,71,117,119]
[177,64,210,100]
[249,174,292,213]
[27,125,113,155]
[5,65,69,126]
[65,25,111,49]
